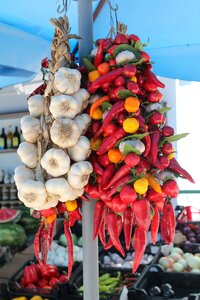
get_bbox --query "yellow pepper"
[168,147,175,160]
[12,297,28,300]
[30,296,43,300]
[134,178,149,194]
[124,97,140,113]
[146,175,162,193]
[91,107,103,120]
[65,200,78,212]
[88,70,100,82]
[90,138,102,151]
[130,76,137,82]
[123,117,139,133]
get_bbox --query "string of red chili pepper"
[41,226,49,264]
[150,131,161,162]
[64,220,74,280]
[93,201,105,240]
[150,206,160,245]
[34,221,44,263]
[123,207,134,250]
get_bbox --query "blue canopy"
[0,0,200,87]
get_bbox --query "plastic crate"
[7,259,70,300]
[128,264,200,300]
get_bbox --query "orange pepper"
[90,95,109,117]
[130,76,137,82]
[124,97,140,113]
[90,138,102,151]
[65,200,78,212]
[146,175,163,193]
[91,107,103,120]
[97,62,110,75]
[45,213,57,224]
[108,148,123,163]
[88,70,100,82]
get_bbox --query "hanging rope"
[57,0,71,14]
[106,0,119,38]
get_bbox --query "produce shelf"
[0,149,17,154]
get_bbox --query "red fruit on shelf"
[143,81,158,92]
[129,34,140,42]
[149,111,166,126]
[162,179,179,198]
[120,185,137,204]
[161,126,174,137]
[123,65,137,77]
[109,58,117,67]
[114,34,129,44]
[140,51,150,62]
[158,155,170,168]
[114,76,126,87]
[148,90,163,103]
[127,81,140,94]
[161,142,173,155]
[103,123,117,136]
[117,112,126,125]
[124,153,140,168]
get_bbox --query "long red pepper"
[160,200,175,244]
[168,158,195,183]
[103,164,130,190]
[101,164,116,189]
[132,200,150,231]
[97,127,126,155]
[107,174,131,198]
[94,41,104,68]
[93,201,105,240]
[48,220,56,250]
[151,206,160,245]
[143,134,151,157]
[89,68,123,93]
[146,154,165,171]
[94,100,125,140]
[98,216,106,247]
[150,131,161,162]
[41,226,49,264]
[68,209,82,227]
[27,83,46,100]
[34,221,44,263]
[144,70,165,88]
[90,156,104,176]
[105,214,124,250]
[108,194,127,213]
[64,220,74,280]
[123,207,134,250]
[106,213,125,256]
[132,227,147,273]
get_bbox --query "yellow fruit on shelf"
[134,177,149,194]
[123,117,139,133]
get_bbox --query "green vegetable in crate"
[59,233,79,246]
[0,224,27,246]
[18,216,40,233]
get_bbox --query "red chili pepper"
[154,198,165,211]
[151,206,160,245]
[136,73,144,87]
[132,227,147,273]
[102,38,113,50]
[146,154,165,171]
[109,194,127,212]
[48,220,56,250]
[114,75,126,87]
[41,226,49,264]
[86,184,100,199]
[150,131,161,162]
[147,189,166,202]
[49,277,61,288]
[161,142,173,155]
[123,65,137,77]
[158,155,170,168]
[107,174,131,198]
[57,202,67,214]
[132,200,150,231]
[127,81,140,94]
[161,126,174,137]
[136,117,148,132]
[120,185,137,205]
[89,68,123,93]
[106,213,125,256]
[142,134,151,157]
[129,34,140,42]
[98,215,106,247]
[90,155,104,176]
[40,208,55,217]
[40,264,59,279]
[100,164,116,190]
[168,158,195,183]
[143,81,158,92]
[162,179,179,198]
[23,265,39,285]
[68,208,82,226]
[117,112,126,125]
[59,274,68,283]
[124,152,140,168]
[105,214,124,250]
[109,58,117,67]
[140,51,150,62]
[38,278,48,288]
[138,158,151,171]
[114,34,129,44]
[89,121,101,135]
[148,90,163,103]
[149,111,166,126]
[103,123,117,137]
[93,201,105,240]
[97,127,126,155]
[64,220,73,280]
[97,153,110,167]
[144,70,165,88]
[123,207,134,250]
[160,200,175,244]
[94,41,104,68]
[108,44,117,55]
[34,221,44,262]
[27,83,46,100]
[103,164,130,190]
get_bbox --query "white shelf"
[0,149,17,154]
[0,111,28,120]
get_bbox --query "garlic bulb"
[45,178,75,203]
[28,94,44,117]
[17,142,38,169]
[21,115,40,143]
[41,148,70,177]
[72,88,90,110]
[49,95,80,119]
[14,165,35,189]
[68,136,91,162]
[50,118,81,148]
[54,67,81,95]
[74,114,91,133]
[18,180,47,210]
[68,187,84,200]
[68,161,93,189]
[116,50,136,65]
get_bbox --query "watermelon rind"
[0,209,21,224]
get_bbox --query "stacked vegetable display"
[83,31,195,272]
[14,17,93,279]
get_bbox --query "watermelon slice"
[0,209,21,224]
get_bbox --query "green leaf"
[102,102,112,111]
[115,132,149,146]
[122,144,141,156]
[83,57,96,72]
[113,44,141,59]
[157,107,171,114]
[131,58,145,65]
[118,89,136,99]
[134,40,144,51]
[165,133,189,143]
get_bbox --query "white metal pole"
[77,1,99,300]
